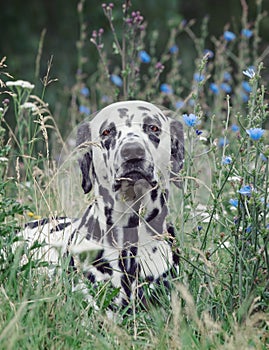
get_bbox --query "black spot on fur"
[50,221,72,233]
[93,250,113,276]
[84,271,96,283]
[138,106,151,111]
[151,188,158,202]
[78,205,92,230]
[128,215,139,227]
[25,218,49,229]
[146,275,154,282]
[99,185,114,207]
[104,206,113,226]
[146,208,159,223]
[117,108,129,118]
[119,249,127,271]
[152,246,157,253]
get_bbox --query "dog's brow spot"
[138,106,151,111]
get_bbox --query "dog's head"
[76,101,184,199]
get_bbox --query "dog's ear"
[76,122,93,194]
[170,120,184,187]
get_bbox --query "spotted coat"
[19,100,184,312]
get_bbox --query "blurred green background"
[1,0,269,112]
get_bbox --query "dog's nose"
[121,142,145,161]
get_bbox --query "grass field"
[0,1,268,349]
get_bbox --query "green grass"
[0,0,268,348]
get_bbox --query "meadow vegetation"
[0,0,268,348]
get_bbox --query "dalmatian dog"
[19,100,184,312]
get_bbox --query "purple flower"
[155,62,164,71]
[246,128,265,141]
[110,74,123,87]
[182,113,200,127]
[238,185,252,196]
[79,105,91,115]
[160,83,173,94]
[138,50,151,63]
[241,28,253,38]
[229,198,238,207]
[220,83,232,93]
[193,72,205,82]
[209,82,219,94]
[169,45,179,54]
[222,156,232,164]
[231,124,239,132]
[224,30,236,42]
[242,81,252,93]
[80,87,90,96]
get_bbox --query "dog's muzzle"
[115,141,156,186]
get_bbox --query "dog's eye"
[149,125,160,133]
[102,129,111,137]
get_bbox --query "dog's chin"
[115,171,157,187]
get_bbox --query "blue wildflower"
[241,92,249,103]
[243,67,255,79]
[79,105,91,115]
[222,156,232,164]
[160,83,173,94]
[182,113,200,127]
[110,74,123,87]
[138,50,151,63]
[260,153,268,162]
[209,82,219,94]
[220,83,232,93]
[238,185,252,196]
[218,137,229,147]
[245,226,252,233]
[242,81,252,93]
[197,225,203,231]
[80,86,90,96]
[175,100,184,109]
[196,129,203,136]
[229,198,238,207]
[224,30,236,41]
[223,71,232,81]
[193,73,205,82]
[169,45,179,54]
[231,124,239,132]
[204,49,214,58]
[260,197,269,207]
[188,99,195,107]
[101,95,112,103]
[241,28,253,38]
[246,128,265,141]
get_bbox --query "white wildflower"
[20,102,37,112]
[242,68,255,79]
[6,80,35,89]
[220,241,231,249]
[0,157,8,162]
